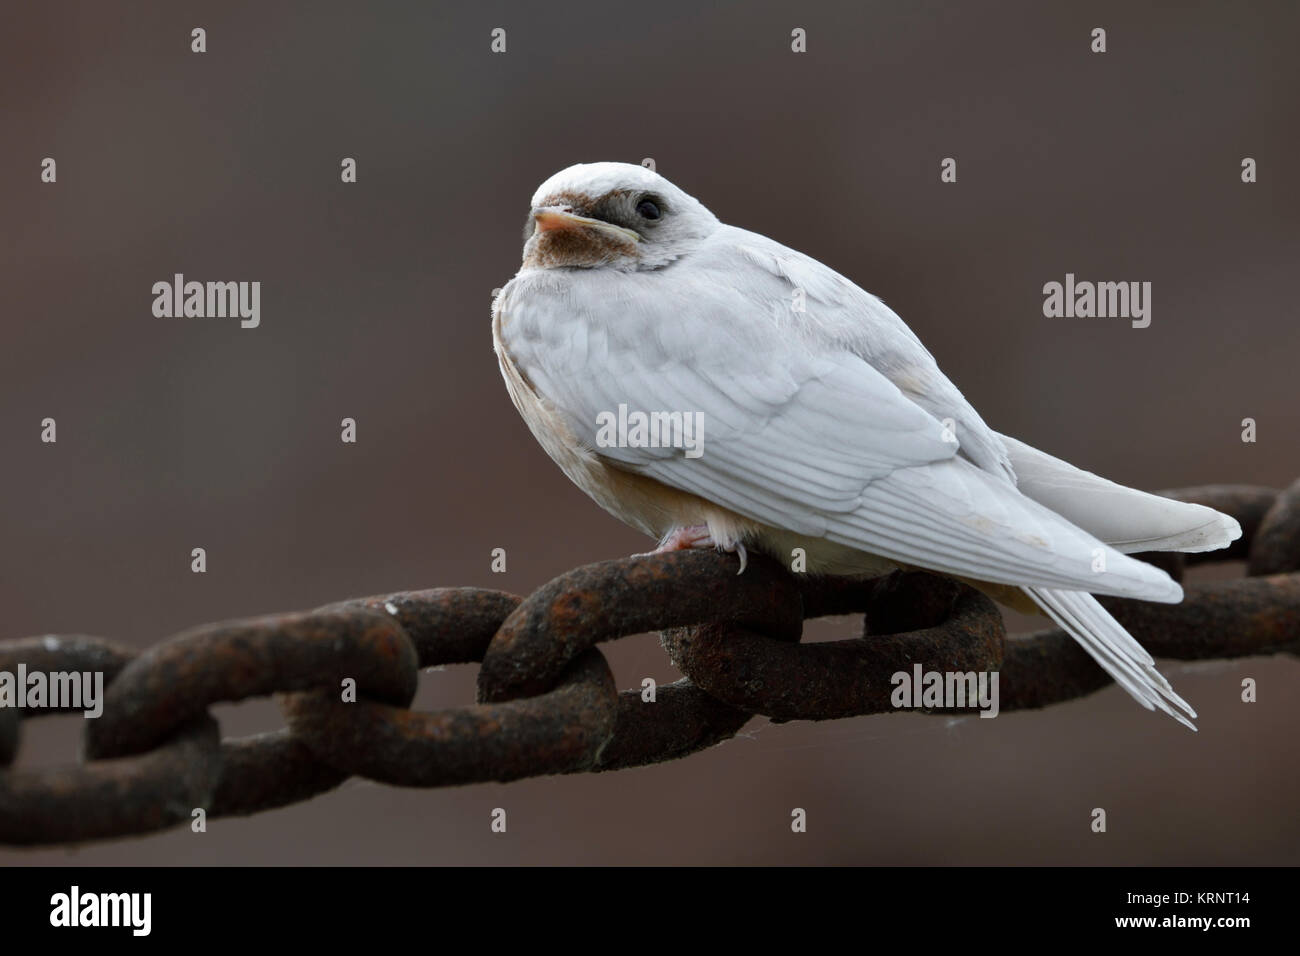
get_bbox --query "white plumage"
[494,162,1241,730]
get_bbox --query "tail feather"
[1025,587,1197,731]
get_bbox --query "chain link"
[2,480,1298,846]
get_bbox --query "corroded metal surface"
[1,481,1295,845]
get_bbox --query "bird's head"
[520,162,720,272]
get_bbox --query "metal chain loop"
[661,573,1005,721]
[0,481,1296,845]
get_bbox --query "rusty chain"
[2,480,1298,846]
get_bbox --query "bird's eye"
[635,198,662,221]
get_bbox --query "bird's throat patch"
[523,226,637,269]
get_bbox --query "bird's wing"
[501,236,1179,602]
[724,227,1017,482]
[997,433,1242,553]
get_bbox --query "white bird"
[492,161,1241,730]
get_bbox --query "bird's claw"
[633,524,749,574]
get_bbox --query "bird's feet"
[633,524,749,573]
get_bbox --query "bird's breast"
[491,289,757,545]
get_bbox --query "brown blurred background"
[2,0,1297,865]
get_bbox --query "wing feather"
[501,239,1181,602]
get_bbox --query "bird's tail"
[1024,586,1198,731]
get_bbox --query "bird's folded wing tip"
[1174,510,1244,553]
[1116,506,1244,555]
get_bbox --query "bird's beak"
[531,207,641,243]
